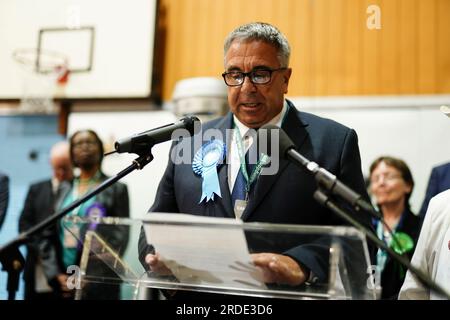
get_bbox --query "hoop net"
[12,48,69,113]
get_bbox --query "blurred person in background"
[38,130,129,299]
[19,141,73,299]
[369,156,422,299]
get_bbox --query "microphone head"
[181,115,200,136]
[258,124,296,159]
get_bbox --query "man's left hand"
[251,253,308,286]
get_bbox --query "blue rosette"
[193,140,226,203]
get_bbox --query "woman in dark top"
[369,156,422,299]
[40,130,130,299]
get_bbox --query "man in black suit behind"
[139,22,374,298]
[419,162,450,218]
[19,141,73,299]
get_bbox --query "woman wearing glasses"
[369,156,422,299]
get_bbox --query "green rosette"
[390,232,414,255]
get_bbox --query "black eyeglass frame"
[221,67,287,87]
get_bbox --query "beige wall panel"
[159,0,450,101]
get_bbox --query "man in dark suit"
[19,141,73,299]
[139,22,374,297]
[0,172,9,230]
[419,162,450,218]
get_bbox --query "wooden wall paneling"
[180,1,196,78]
[398,0,418,94]
[271,0,293,37]
[211,0,228,74]
[327,0,345,95]
[361,0,381,94]
[310,0,330,96]
[379,0,400,94]
[417,0,437,93]
[436,0,450,93]
[161,0,179,100]
[343,0,364,95]
[290,0,312,96]
[159,0,450,101]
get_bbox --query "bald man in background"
[19,141,73,299]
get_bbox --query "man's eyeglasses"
[221,68,287,87]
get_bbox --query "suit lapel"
[241,102,310,221]
[45,180,55,205]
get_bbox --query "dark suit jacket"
[0,173,9,230]
[376,208,422,299]
[419,162,450,217]
[19,179,62,298]
[138,100,374,298]
[37,173,130,298]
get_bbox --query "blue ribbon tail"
[199,166,222,203]
[199,193,207,204]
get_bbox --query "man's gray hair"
[224,22,291,68]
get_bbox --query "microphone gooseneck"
[114,116,199,155]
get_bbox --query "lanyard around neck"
[233,102,290,193]
[233,127,268,194]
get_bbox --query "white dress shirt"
[228,101,288,193]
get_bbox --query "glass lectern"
[62,214,376,300]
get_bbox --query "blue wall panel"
[0,115,63,299]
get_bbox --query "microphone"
[258,124,378,217]
[258,125,450,299]
[114,116,199,155]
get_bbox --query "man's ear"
[283,68,292,94]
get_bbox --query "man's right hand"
[144,253,173,276]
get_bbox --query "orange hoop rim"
[12,48,68,74]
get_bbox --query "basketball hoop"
[12,48,70,113]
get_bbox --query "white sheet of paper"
[143,213,267,290]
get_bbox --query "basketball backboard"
[0,0,157,99]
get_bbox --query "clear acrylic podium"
[62,214,377,300]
